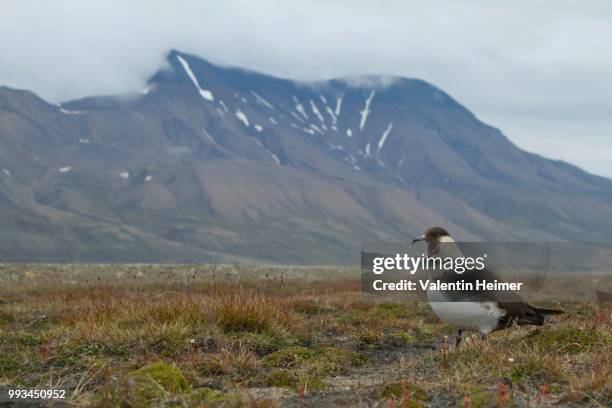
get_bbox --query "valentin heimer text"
[369,253,525,292]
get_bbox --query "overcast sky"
[2,1,611,177]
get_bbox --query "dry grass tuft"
[213,291,294,335]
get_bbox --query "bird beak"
[412,235,425,245]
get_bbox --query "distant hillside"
[1,50,611,263]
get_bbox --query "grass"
[0,264,610,406]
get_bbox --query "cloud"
[1,0,611,176]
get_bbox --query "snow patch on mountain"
[252,138,280,165]
[310,124,323,134]
[359,91,375,130]
[335,95,343,116]
[269,152,281,165]
[293,96,309,120]
[290,111,305,123]
[378,123,393,151]
[325,106,337,126]
[219,100,229,112]
[202,129,219,145]
[251,91,274,109]
[235,110,250,127]
[176,55,214,101]
[60,107,81,115]
[310,100,325,124]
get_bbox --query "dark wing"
[439,268,545,325]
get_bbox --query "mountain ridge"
[0,50,611,264]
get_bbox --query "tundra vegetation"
[0,264,610,407]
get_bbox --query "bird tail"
[532,306,564,315]
[516,305,564,326]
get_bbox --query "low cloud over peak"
[2,0,612,177]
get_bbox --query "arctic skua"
[412,227,564,346]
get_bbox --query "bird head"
[412,227,452,256]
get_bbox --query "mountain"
[1,50,611,264]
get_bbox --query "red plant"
[401,380,410,407]
[38,345,50,360]
[498,382,507,408]
[463,395,472,408]
[298,383,305,408]
[103,366,111,384]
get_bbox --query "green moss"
[413,325,441,342]
[263,346,365,383]
[358,329,382,346]
[18,333,45,347]
[186,388,239,407]
[0,311,15,325]
[508,359,562,384]
[527,326,603,354]
[358,329,416,349]
[99,362,190,407]
[147,331,190,357]
[341,310,368,325]
[264,346,364,372]
[457,387,514,408]
[128,362,190,394]
[376,381,429,402]
[375,302,413,319]
[198,350,258,380]
[266,369,325,390]
[266,368,299,388]
[49,339,131,369]
[242,332,294,355]
[312,347,365,376]
[377,302,401,311]
[263,346,314,368]
[344,302,414,326]
[73,340,130,357]
[0,332,46,347]
[382,331,416,347]
[0,353,20,376]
